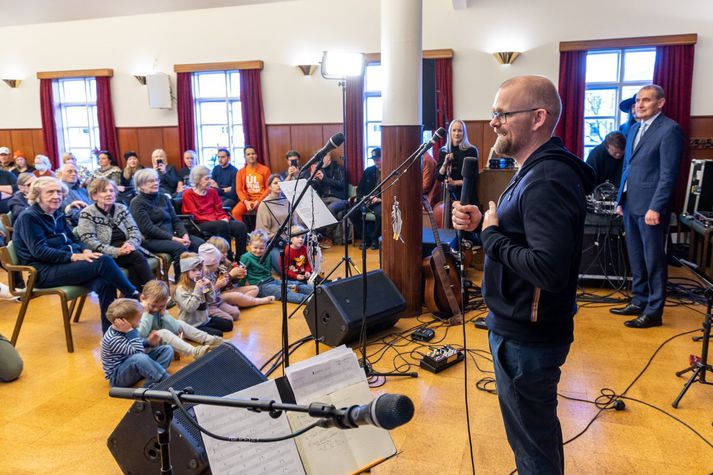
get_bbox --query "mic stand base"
[150,400,175,475]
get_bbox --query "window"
[54,77,100,171]
[192,71,245,168]
[363,63,435,169]
[583,48,655,157]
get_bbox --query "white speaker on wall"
[146,73,172,109]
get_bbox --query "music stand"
[672,259,713,408]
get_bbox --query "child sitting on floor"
[101,298,173,388]
[174,252,233,337]
[239,229,312,304]
[138,280,223,360]
[206,236,274,307]
[198,243,241,321]
[283,225,312,282]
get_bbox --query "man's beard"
[493,133,515,156]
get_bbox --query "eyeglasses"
[491,108,543,123]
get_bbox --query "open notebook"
[193,346,397,475]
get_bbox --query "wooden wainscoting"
[0,129,46,162]
[265,123,344,174]
[116,126,180,169]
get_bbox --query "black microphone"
[431,127,446,144]
[301,132,345,171]
[457,156,479,236]
[318,393,415,430]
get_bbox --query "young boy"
[240,229,312,304]
[138,280,223,360]
[284,225,312,281]
[101,298,174,388]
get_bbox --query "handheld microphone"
[431,127,446,144]
[318,393,415,430]
[301,132,345,171]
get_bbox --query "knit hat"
[198,243,221,266]
[180,255,203,273]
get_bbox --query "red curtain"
[653,44,695,213]
[176,72,196,155]
[433,58,453,157]
[95,77,120,164]
[40,79,60,168]
[240,69,270,168]
[345,74,365,186]
[554,50,587,157]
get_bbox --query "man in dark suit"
[611,85,683,328]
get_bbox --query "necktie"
[634,122,648,149]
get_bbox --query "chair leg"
[10,294,32,347]
[59,294,74,353]
[73,296,87,323]
[70,298,79,323]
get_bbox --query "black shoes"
[624,314,663,329]
[609,304,643,316]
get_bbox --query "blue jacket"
[12,203,84,270]
[481,137,595,345]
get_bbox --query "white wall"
[0,0,711,130]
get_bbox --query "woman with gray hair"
[130,168,203,280]
[12,177,138,332]
[33,154,54,178]
[78,177,154,290]
[181,165,247,260]
[7,172,36,224]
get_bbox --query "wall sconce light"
[134,75,147,85]
[3,79,21,88]
[493,52,520,65]
[297,65,318,76]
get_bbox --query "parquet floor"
[1,246,712,474]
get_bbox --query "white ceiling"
[0,0,292,28]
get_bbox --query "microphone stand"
[341,138,437,382]
[263,160,327,370]
[108,387,363,475]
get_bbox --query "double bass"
[422,196,463,325]
[432,149,454,229]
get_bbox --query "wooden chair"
[0,213,12,241]
[0,242,91,353]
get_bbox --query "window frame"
[53,77,101,171]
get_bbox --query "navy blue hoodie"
[481,137,595,345]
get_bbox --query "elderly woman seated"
[181,165,248,260]
[130,168,203,280]
[78,177,154,291]
[7,172,36,224]
[12,177,138,332]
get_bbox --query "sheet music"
[285,346,366,402]
[280,179,337,231]
[194,380,306,475]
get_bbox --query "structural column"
[380,0,423,316]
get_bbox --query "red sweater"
[283,245,312,280]
[181,188,229,223]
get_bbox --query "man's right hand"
[71,250,102,262]
[452,201,483,232]
[616,205,623,216]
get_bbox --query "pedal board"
[420,345,464,373]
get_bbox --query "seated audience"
[174,253,233,336]
[353,148,382,250]
[182,165,248,260]
[198,243,241,321]
[11,151,33,176]
[78,177,155,291]
[60,152,90,184]
[0,147,15,173]
[0,333,23,382]
[231,146,271,221]
[177,149,196,195]
[310,154,348,247]
[137,280,221,360]
[281,150,307,181]
[255,174,292,241]
[585,131,626,188]
[100,298,173,388]
[211,148,238,208]
[7,173,35,224]
[86,151,122,190]
[0,167,18,214]
[130,168,204,280]
[59,162,92,226]
[13,177,138,332]
[151,149,181,197]
[33,154,55,178]
[119,151,143,203]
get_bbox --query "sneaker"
[319,238,333,249]
[193,345,212,359]
[0,283,18,301]
[205,335,224,348]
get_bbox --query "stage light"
[320,51,364,79]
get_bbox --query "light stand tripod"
[671,262,713,407]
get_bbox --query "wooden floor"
[1,246,712,474]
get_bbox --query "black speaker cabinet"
[107,343,266,474]
[304,270,406,347]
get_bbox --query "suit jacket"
[616,114,683,215]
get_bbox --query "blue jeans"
[258,278,312,304]
[109,345,174,387]
[489,332,570,475]
[36,255,137,333]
